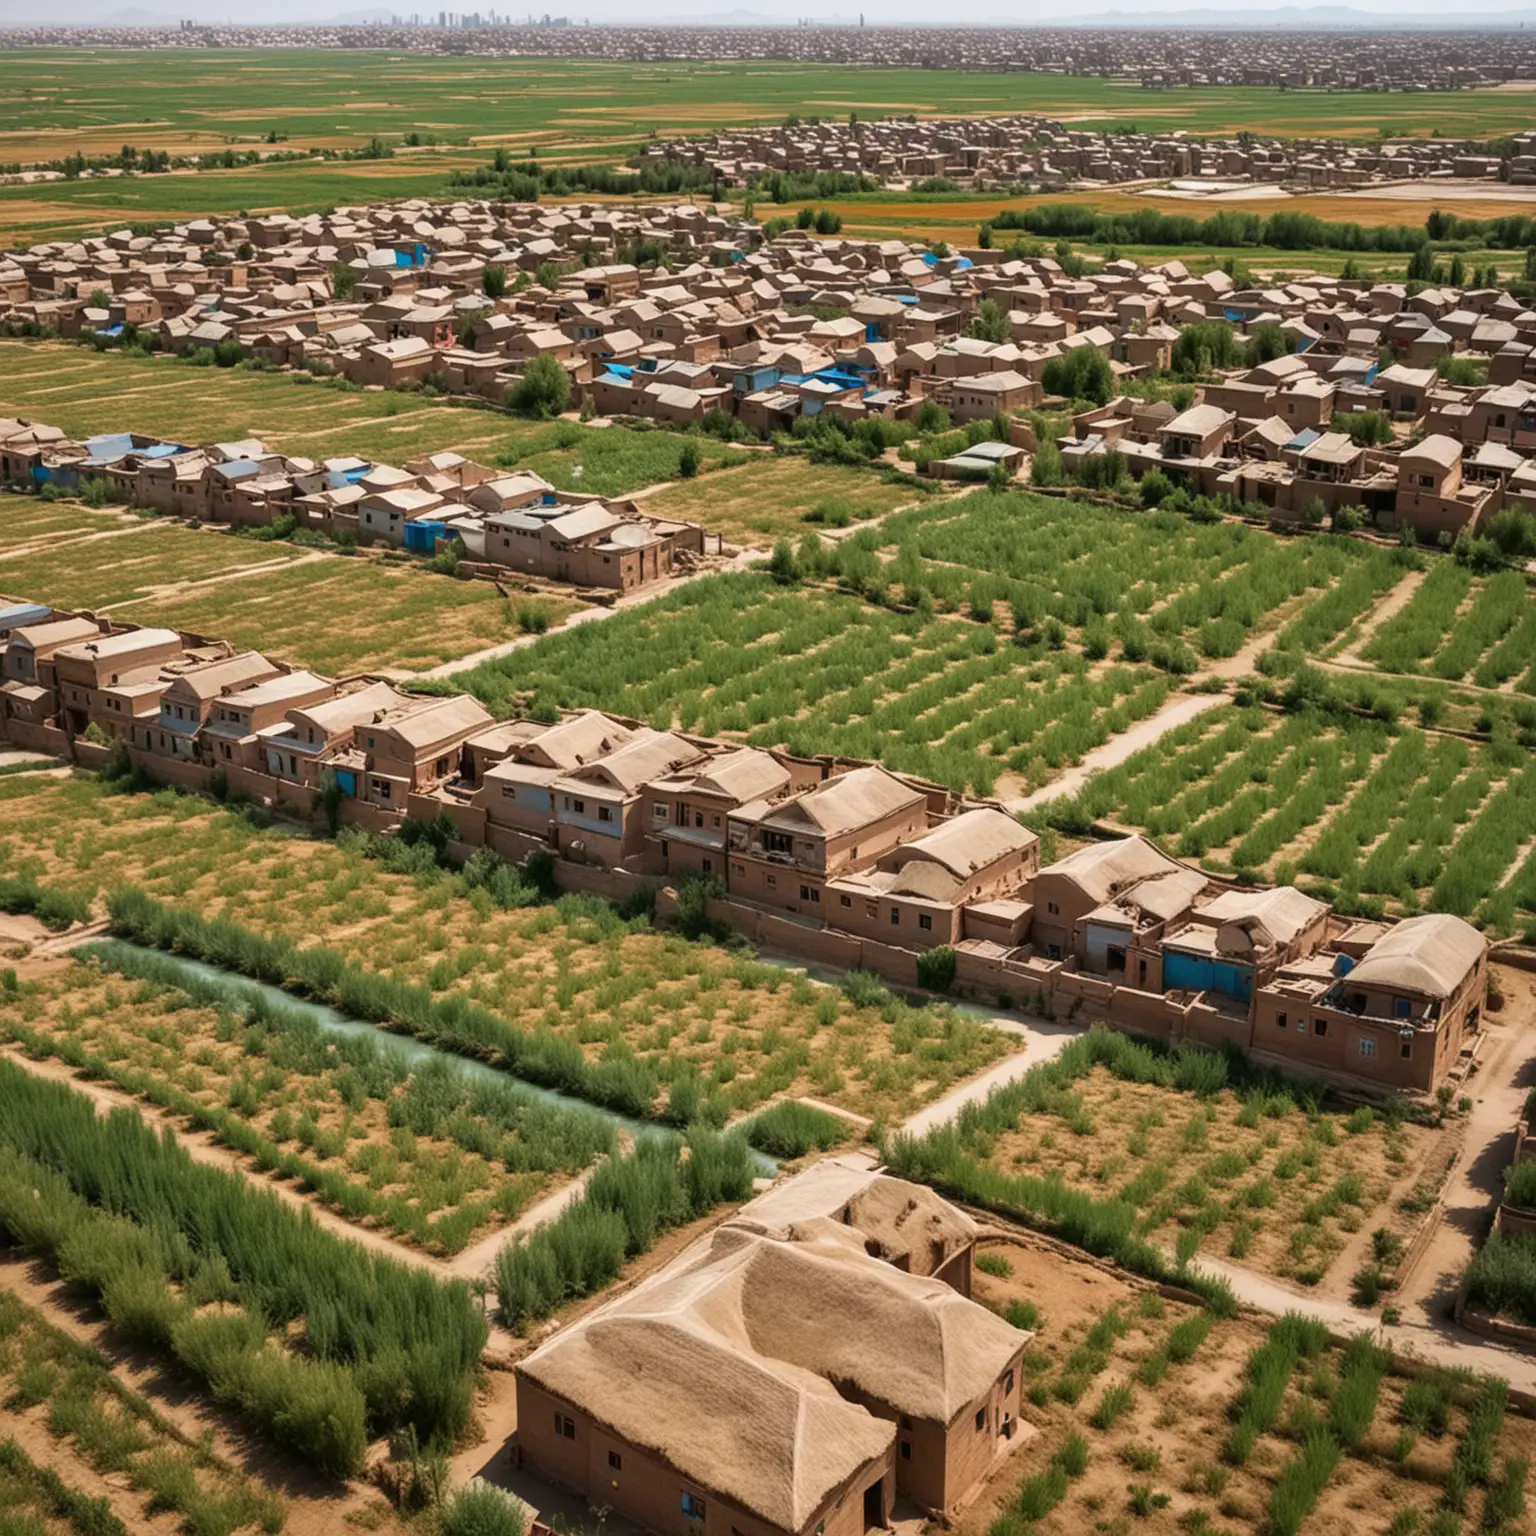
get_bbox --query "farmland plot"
[0,1058,487,1478]
[0,952,616,1255]
[0,1287,289,1536]
[958,1233,1534,1536]
[1361,562,1536,691]
[844,491,1392,666]
[452,571,1177,794]
[1044,703,1536,932]
[0,776,1012,1125]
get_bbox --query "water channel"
[90,941,776,1170]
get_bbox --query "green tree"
[330,261,356,301]
[677,440,700,479]
[967,298,1011,345]
[506,356,571,419]
[482,264,507,299]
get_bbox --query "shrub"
[1267,1430,1341,1536]
[443,1480,528,1536]
[916,945,957,993]
[507,356,571,418]
[744,1101,848,1159]
[677,440,701,478]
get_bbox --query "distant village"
[5,196,1536,546]
[645,117,1536,190]
[8,23,1536,91]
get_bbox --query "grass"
[0,774,1012,1126]
[0,1288,286,1536]
[0,492,577,675]
[0,496,312,608]
[636,457,924,544]
[0,949,619,1255]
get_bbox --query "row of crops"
[844,491,1393,656]
[1361,562,1536,692]
[452,572,1175,794]
[1044,703,1536,934]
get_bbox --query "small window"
[598,806,613,823]
[1047,901,1059,915]
[608,1451,622,1471]
[681,1493,706,1521]
[1395,998,1412,1019]
[890,907,900,925]
[900,1441,912,1460]
[799,884,820,904]
[1400,1039,1413,1060]
[1276,1012,1287,1030]
[1358,1038,1376,1060]
[503,786,517,800]
[572,798,586,815]
[653,803,668,820]
[1314,1019,1328,1037]
[919,913,933,932]
[975,1408,987,1432]
[555,1414,575,1440]
[840,894,852,908]
[766,873,776,888]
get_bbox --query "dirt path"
[0,517,169,564]
[899,1013,1082,1138]
[1004,688,1226,815]
[1001,611,1299,815]
[444,1167,596,1281]
[1331,565,1426,666]
[1395,996,1536,1322]
[95,548,329,612]
[415,547,765,680]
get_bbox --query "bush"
[744,1101,848,1159]
[916,945,957,993]
[0,874,91,932]
[443,1481,527,1536]
[677,440,701,478]
[507,356,571,418]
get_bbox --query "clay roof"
[1348,913,1486,999]
[1040,836,1181,905]
[761,765,924,838]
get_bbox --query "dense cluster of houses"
[0,596,1488,1099]
[644,117,1536,191]
[0,420,714,591]
[515,1162,1028,1536]
[9,196,1536,541]
[10,24,1536,92]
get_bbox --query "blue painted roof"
[213,459,261,481]
[84,433,138,459]
[141,442,189,459]
[953,256,974,271]
[896,294,919,305]
[812,368,865,391]
[0,602,51,627]
[604,363,635,381]
[1285,428,1322,452]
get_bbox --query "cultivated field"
[0,51,1533,239]
[0,1285,294,1536]
[450,492,1401,793]
[0,951,617,1256]
[635,456,928,544]
[0,496,576,675]
[973,1046,1440,1290]
[961,1234,1533,1536]
[0,774,1014,1126]
[1045,702,1536,934]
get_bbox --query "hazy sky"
[5,0,1535,23]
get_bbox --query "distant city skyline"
[5,2,1536,24]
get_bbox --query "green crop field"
[0,496,576,674]
[0,49,1532,239]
